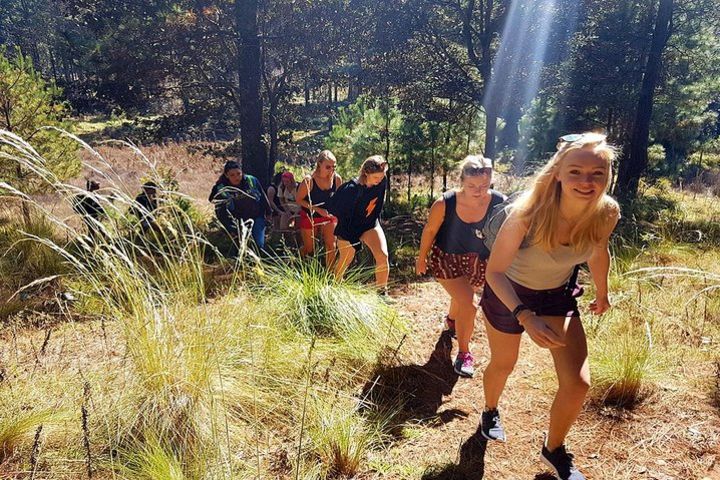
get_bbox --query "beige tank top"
[505,242,592,290]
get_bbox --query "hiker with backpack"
[73,179,106,239]
[131,181,160,233]
[479,133,620,480]
[209,160,271,251]
[415,156,506,378]
[329,155,389,290]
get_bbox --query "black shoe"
[541,444,586,480]
[480,408,506,442]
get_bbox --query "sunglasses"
[465,166,492,176]
[558,133,607,144]
[365,162,388,174]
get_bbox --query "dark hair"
[142,181,159,192]
[86,180,100,192]
[224,160,241,173]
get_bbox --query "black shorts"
[481,280,583,334]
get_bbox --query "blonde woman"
[330,156,389,290]
[296,150,342,266]
[416,156,506,378]
[480,133,620,480]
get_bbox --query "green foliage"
[325,96,403,178]
[0,49,79,194]
[252,256,401,347]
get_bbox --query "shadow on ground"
[420,430,487,479]
[361,330,463,427]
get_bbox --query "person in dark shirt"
[329,155,389,290]
[73,180,105,239]
[296,150,342,266]
[209,161,271,251]
[415,156,506,378]
[132,181,160,233]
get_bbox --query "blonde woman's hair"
[513,132,620,253]
[358,155,388,184]
[459,155,493,180]
[315,150,337,170]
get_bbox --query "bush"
[591,324,657,408]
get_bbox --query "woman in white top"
[278,171,300,229]
[480,133,620,480]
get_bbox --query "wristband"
[512,304,531,321]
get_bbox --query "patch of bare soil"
[373,281,720,480]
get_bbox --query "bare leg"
[437,277,476,353]
[299,227,315,257]
[360,224,389,290]
[334,239,356,280]
[482,317,522,408]
[320,221,337,267]
[544,315,590,451]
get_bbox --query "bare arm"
[267,186,282,214]
[587,211,620,315]
[416,199,446,275]
[296,177,312,211]
[485,212,565,348]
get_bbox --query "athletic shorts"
[298,210,337,230]
[428,244,487,289]
[481,280,584,334]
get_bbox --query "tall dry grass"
[0,128,405,478]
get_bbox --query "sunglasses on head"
[558,133,607,144]
[365,162,387,174]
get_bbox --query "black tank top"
[303,175,339,218]
[434,190,506,258]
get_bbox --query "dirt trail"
[373,281,720,480]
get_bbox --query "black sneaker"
[480,408,506,442]
[541,444,586,480]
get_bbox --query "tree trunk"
[498,104,521,151]
[617,0,674,200]
[484,109,497,160]
[429,144,436,204]
[235,0,268,186]
[304,79,310,106]
[382,97,392,201]
[268,98,279,178]
[407,160,412,204]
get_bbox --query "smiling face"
[460,168,492,198]
[226,168,243,186]
[555,149,609,203]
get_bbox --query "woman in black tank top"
[296,150,343,267]
[416,156,506,379]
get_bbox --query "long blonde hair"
[513,132,620,252]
